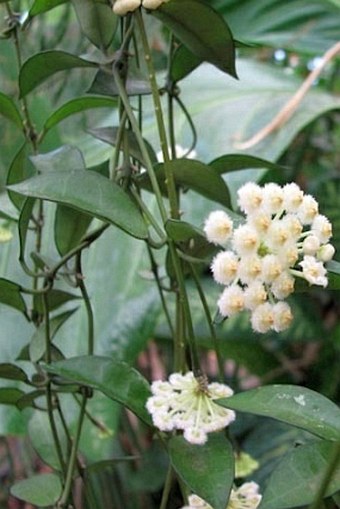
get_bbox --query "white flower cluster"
[180,482,262,509]
[113,0,169,15]
[146,371,235,444]
[204,182,335,333]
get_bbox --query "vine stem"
[309,441,340,509]
[76,253,94,355]
[159,465,174,509]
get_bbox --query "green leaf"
[210,154,286,174]
[0,278,27,314]
[45,355,152,424]
[218,385,340,441]
[71,0,117,49]
[165,218,204,242]
[138,159,231,207]
[33,289,81,314]
[6,144,35,209]
[0,387,25,405]
[169,434,234,509]
[19,50,97,98]
[28,0,68,17]
[260,440,340,509]
[154,0,236,77]
[169,44,202,83]
[8,170,148,239]
[30,145,86,173]
[10,473,62,507]
[0,363,29,383]
[42,96,117,135]
[327,260,340,290]
[55,204,92,256]
[88,126,158,167]
[18,198,35,272]
[28,410,67,470]
[29,309,77,362]
[0,92,22,128]
[88,67,151,96]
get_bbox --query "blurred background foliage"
[0,0,339,507]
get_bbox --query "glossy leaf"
[28,0,67,17]
[30,145,85,173]
[54,204,92,256]
[88,67,151,96]
[45,355,152,424]
[170,44,202,83]
[210,153,286,174]
[165,218,204,242]
[0,278,27,314]
[10,473,62,507]
[19,50,97,98]
[154,0,236,77]
[138,159,231,207]
[0,388,25,405]
[88,126,158,167]
[6,144,35,209]
[71,0,117,49]
[8,170,148,239]
[29,309,78,362]
[260,440,340,509]
[42,96,117,135]
[169,434,234,509]
[0,92,22,128]
[218,385,340,441]
[0,363,29,383]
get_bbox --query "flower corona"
[205,182,335,333]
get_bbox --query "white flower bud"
[204,210,233,246]
[113,0,141,15]
[317,243,335,262]
[302,235,320,255]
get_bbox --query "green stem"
[309,441,340,509]
[76,253,94,355]
[189,263,224,381]
[159,464,173,509]
[135,9,179,220]
[58,393,87,507]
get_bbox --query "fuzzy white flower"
[113,0,141,15]
[204,211,233,246]
[299,255,328,287]
[237,183,263,215]
[180,482,262,509]
[205,182,335,333]
[218,285,245,317]
[211,251,239,285]
[146,372,235,445]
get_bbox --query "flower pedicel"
[204,182,335,333]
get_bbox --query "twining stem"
[159,464,174,509]
[76,253,94,355]
[58,393,87,507]
[309,441,340,509]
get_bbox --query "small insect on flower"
[146,372,235,444]
[204,182,335,333]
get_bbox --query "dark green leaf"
[138,159,231,207]
[42,97,117,135]
[169,44,202,83]
[0,364,29,383]
[169,434,234,509]
[45,355,152,424]
[210,154,286,174]
[0,92,22,128]
[33,289,80,314]
[0,388,25,405]
[28,0,67,17]
[260,440,340,509]
[327,260,340,290]
[71,0,117,49]
[55,205,92,256]
[154,0,236,77]
[0,278,27,314]
[18,198,35,269]
[88,67,151,96]
[16,390,46,410]
[88,126,158,167]
[28,410,67,470]
[29,309,78,362]
[30,145,86,173]
[19,50,97,98]
[10,473,62,507]
[218,385,340,440]
[6,144,35,209]
[8,170,148,239]
[165,218,204,242]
